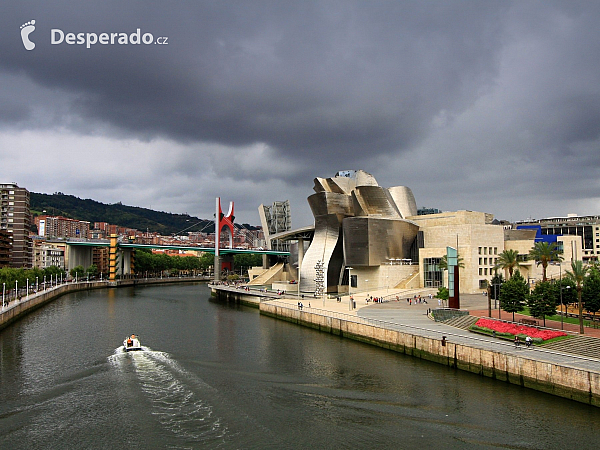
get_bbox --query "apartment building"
[36,215,90,239]
[0,229,10,267]
[515,214,600,261]
[33,242,66,270]
[0,183,32,267]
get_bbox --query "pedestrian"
[438,299,441,306]
[514,336,520,348]
[525,336,532,348]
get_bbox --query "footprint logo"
[20,20,36,51]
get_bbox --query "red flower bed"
[474,318,567,341]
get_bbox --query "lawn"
[517,307,597,328]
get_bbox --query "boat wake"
[108,348,230,446]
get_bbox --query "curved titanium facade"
[300,170,419,294]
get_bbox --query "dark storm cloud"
[1,1,506,158]
[2,1,600,224]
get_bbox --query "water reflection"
[0,283,598,450]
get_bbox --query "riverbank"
[0,276,209,331]
[211,284,600,407]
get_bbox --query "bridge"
[65,239,289,281]
[61,197,291,282]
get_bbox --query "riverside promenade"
[211,284,600,407]
[0,276,210,331]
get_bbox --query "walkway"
[264,287,600,374]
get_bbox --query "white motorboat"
[123,334,142,352]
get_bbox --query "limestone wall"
[260,302,600,407]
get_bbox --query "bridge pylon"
[109,234,118,281]
[214,197,234,282]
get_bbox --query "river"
[0,283,599,449]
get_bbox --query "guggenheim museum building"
[255,170,581,296]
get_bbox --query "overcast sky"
[2,1,600,227]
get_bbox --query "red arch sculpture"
[215,197,235,277]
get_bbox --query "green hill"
[30,192,256,236]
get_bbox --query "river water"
[0,283,599,449]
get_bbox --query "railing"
[264,299,600,368]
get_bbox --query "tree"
[86,264,98,278]
[438,253,464,288]
[134,249,155,274]
[566,260,588,334]
[44,265,65,279]
[199,253,214,271]
[489,272,505,302]
[233,253,263,276]
[499,270,528,321]
[70,265,85,279]
[438,253,465,271]
[583,266,600,320]
[528,242,563,282]
[527,281,557,327]
[495,249,521,278]
[553,277,575,322]
[436,286,449,305]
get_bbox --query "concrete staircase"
[443,315,479,330]
[431,308,469,323]
[247,262,285,286]
[394,271,420,289]
[541,335,600,359]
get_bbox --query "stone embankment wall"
[260,302,600,407]
[0,277,209,331]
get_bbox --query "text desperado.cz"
[51,29,168,48]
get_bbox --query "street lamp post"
[561,285,571,331]
[347,267,353,311]
[552,261,568,331]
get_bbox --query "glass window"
[479,268,482,275]
[479,258,482,265]
[478,247,482,254]
[484,268,488,275]
[423,257,443,287]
